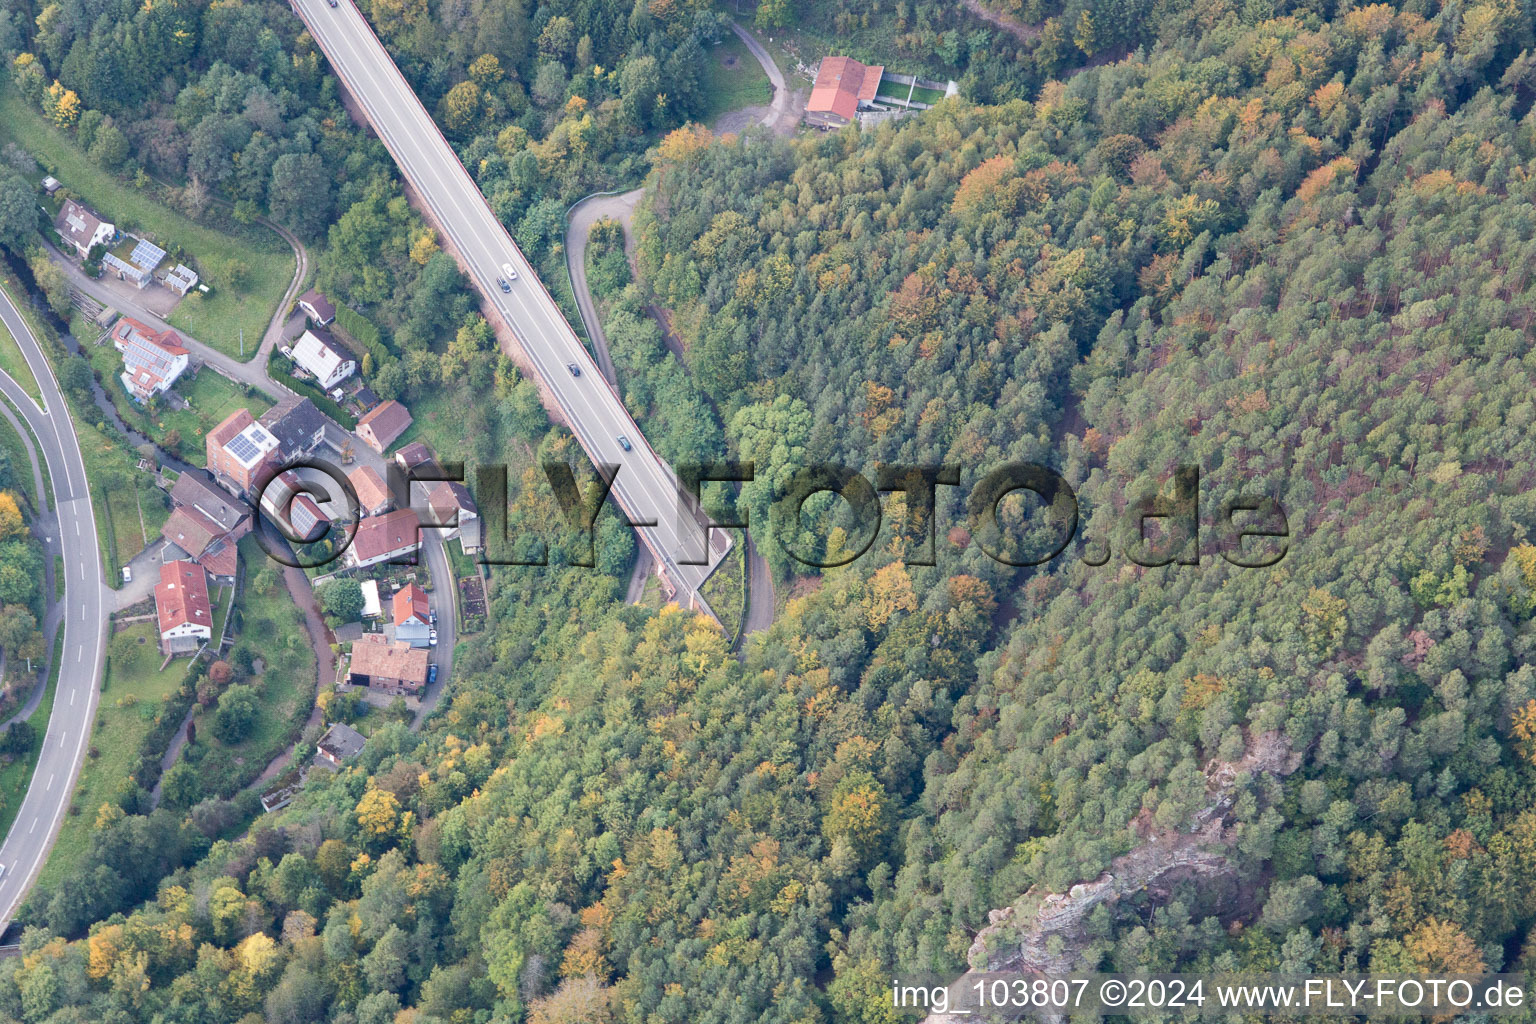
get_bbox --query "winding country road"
[565,189,644,387]
[0,286,107,929]
[728,19,795,133]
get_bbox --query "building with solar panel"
[102,237,166,289]
[54,199,114,259]
[258,470,329,544]
[206,408,282,496]
[111,317,189,401]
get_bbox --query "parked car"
[501,262,518,281]
[429,628,438,646]
[121,566,132,583]
[617,435,632,452]
[427,664,438,685]
[568,363,581,377]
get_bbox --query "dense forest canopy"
[1,0,1536,1019]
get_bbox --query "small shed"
[316,722,366,766]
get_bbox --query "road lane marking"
[0,292,110,928]
[315,14,702,569]
[45,774,52,791]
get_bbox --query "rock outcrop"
[922,732,1300,1023]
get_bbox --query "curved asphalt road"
[292,0,729,617]
[729,19,791,131]
[0,287,106,927]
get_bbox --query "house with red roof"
[161,472,250,583]
[206,408,281,497]
[112,317,189,401]
[356,400,413,454]
[804,56,884,129]
[393,582,431,647]
[155,560,213,655]
[344,508,421,570]
[348,464,393,517]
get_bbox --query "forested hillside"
[1,0,1536,1021]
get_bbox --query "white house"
[298,289,336,325]
[54,199,114,258]
[112,317,189,401]
[290,329,356,390]
[155,560,212,655]
[316,722,366,766]
[392,582,431,648]
[344,509,422,570]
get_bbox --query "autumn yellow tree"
[1406,918,1485,974]
[1512,700,1536,764]
[1073,9,1097,54]
[468,53,503,87]
[528,974,615,1024]
[409,228,439,265]
[0,493,26,540]
[1301,587,1348,659]
[864,562,916,630]
[44,80,79,127]
[86,923,124,980]
[560,926,610,980]
[822,771,892,863]
[370,0,426,37]
[653,124,714,166]
[442,80,481,134]
[356,786,412,846]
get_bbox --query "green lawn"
[158,371,273,466]
[74,416,144,585]
[391,386,462,461]
[446,536,476,579]
[38,622,188,887]
[0,315,41,405]
[699,538,745,640]
[0,86,295,362]
[0,631,62,843]
[169,541,317,802]
[699,31,773,122]
[875,78,946,105]
[100,477,167,567]
[0,397,40,512]
[638,568,666,610]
